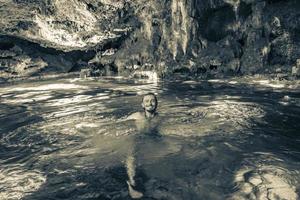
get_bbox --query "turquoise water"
[0,77,299,200]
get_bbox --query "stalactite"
[170,0,190,59]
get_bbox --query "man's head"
[142,93,158,113]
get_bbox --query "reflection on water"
[0,78,299,200]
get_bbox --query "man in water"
[126,93,159,199]
[128,93,158,120]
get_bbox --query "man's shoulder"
[127,112,145,120]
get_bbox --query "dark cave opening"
[198,5,236,42]
[0,41,15,50]
[238,2,252,21]
[173,67,190,74]
[266,0,289,4]
[209,64,218,71]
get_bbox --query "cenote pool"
[0,77,299,200]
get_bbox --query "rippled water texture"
[0,78,299,200]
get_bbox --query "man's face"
[142,95,157,112]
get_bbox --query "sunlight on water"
[3,83,88,92]
[0,167,46,200]
[160,99,265,137]
[232,165,298,200]
[252,80,286,88]
[1,92,52,104]
[46,95,93,106]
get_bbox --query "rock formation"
[1,0,300,79]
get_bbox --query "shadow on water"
[0,78,299,200]
[0,103,43,135]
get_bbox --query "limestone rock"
[1,0,300,78]
[292,66,300,77]
[225,59,241,74]
[240,37,269,74]
[80,68,92,78]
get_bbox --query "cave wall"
[114,0,300,77]
[1,0,300,79]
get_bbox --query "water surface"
[0,77,299,200]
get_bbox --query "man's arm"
[127,112,143,120]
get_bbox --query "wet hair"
[142,93,158,109]
[143,92,157,101]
